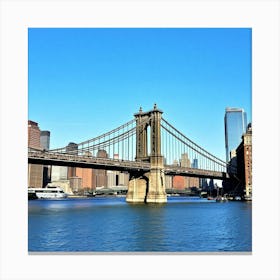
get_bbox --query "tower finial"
[154,103,157,110]
[139,106,142,113]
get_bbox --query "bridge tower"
[126,104,167,203]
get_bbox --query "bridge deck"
[28,151,228,179]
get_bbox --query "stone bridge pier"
[126,104,167,203]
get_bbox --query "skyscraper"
[224,107,247,162]
[40,130,51,186]
[40,130,50,150]
[192,159,198,169]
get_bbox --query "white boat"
[216,196,228,202]
[244,195,252,201]
[28,186,67,199]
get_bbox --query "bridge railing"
[28,149,228,179]
[28,150,151,171]
[164,164,228,179]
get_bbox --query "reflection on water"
[28,197,252,252]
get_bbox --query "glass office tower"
[224,107,247,162]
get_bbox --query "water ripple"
[29,197,252,252]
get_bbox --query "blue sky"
[28,28,251,161]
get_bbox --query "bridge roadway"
[28,150,229,180]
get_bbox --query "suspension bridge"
[28,104,229,203]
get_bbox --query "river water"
[28,197,252,253]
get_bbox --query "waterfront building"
[51,166,68,181]
[28,120,43,187]
[173,176,186,190]
[71,149,110,190]
[165,175,173,189]
[95,149,108,188]
[48,180,73,195]
[106,153,121,188]
[173,153,188,189]
[66,142,78,179]
[28,164,44,188]
[69,176,82,193]
[187,178,199,189]
[73,151,95,192]
[28,120,41,149]
[118,172,129,187]
[224,107,247,163]
[107,170,117,187]
[228,149,237,173]
[173,154,199,190]
[75,168,95,191]
[236,123,252,199]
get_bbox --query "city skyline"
[28,28,252,161]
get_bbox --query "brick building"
[75,168,95,191]
[28,120,43,187]
[236,123,252,199]
[172,153,199,190]
[28,120,41,149]
[95,149,108,188]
